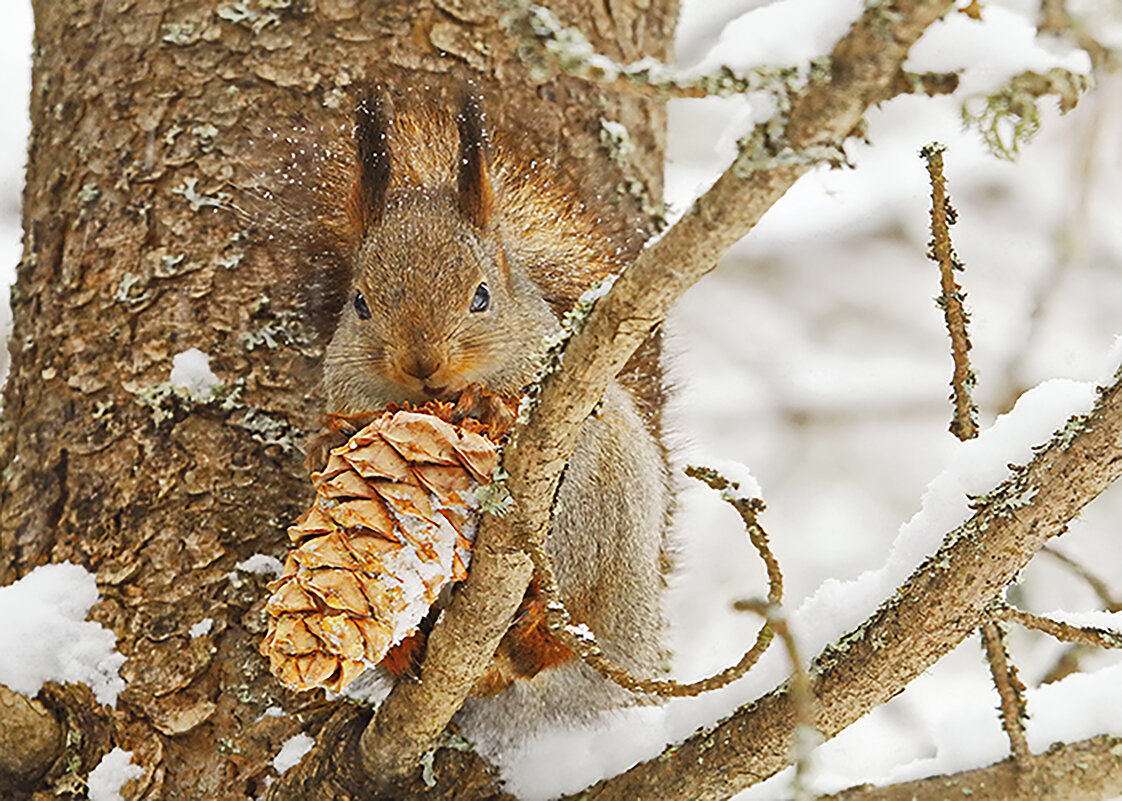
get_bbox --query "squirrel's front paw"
[451,383,517,433]
[304,411,380,474]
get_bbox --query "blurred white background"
[2,1,1121,798]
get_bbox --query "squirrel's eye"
[353,291,372,320]
[469,282,490,313]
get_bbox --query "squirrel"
[312,84,670,752]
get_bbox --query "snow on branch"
[814,733,1122,800]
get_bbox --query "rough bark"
[1,1,673,798]
[0,685,60,792]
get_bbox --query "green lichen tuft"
[963,68,1090,161]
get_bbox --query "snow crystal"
[87,748,143,801]
[0,562,125,705]
[169,348,221,400]
[272,733,314,774]
[235,554,284,576]
[189,618,214,638]
[261,705,285,718]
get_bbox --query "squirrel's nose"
[401,352,442,381]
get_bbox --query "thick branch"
[817,734,1122,801]
[359,0,957,785]
[0,685,61,791]
[573,370,1122,799]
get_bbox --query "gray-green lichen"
[216,1,281,33]
[963,68,1090,161]
[173,177,232,212]
[228,407,304,455]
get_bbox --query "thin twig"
[504,1,800,100]
[979,621,1033,767]
[994,602,1122,649]
[522,466,784,697]
[735,599,819,801]
[922,142,978,441]
[1041,546,1122,612]
[923,144,1032,765]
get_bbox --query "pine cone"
[261,402,505,694]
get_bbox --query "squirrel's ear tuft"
[351,89,392,235]
[457,91,495,230]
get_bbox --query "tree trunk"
[1,1,675,797]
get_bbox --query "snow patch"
[189,618,214,638]
[908,5,1092,97]
[170,348,221,400]
[273,733,314,774]
[0,563,125,705]
[236,554,284,576]
[87,748,143,801]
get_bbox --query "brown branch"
[357,0,963,788]
[817,734,1122,801]
[504,1,799,100]
[922,142,978,441]
[0,685,61,792]
[995,602,1122,649]
[572,374,1122,799]
[885,70,960,100]
[979,621,1033,767]
[736,599,819,801]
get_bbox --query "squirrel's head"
[323,90,560,413]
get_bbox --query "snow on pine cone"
[261,404,502,694]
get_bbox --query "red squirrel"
[314,85,669,748]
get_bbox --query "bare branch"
[922,142,978,441]
[995,602,1122,649]
[979,621,1033,767]
[816,734,1122,801]
[1041,546,1122,612]
[574,374,1122,799]
[886,70,960,100]
[523,466,783,697]
[736,599,819,801]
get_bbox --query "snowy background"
[2,1,1122,799]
